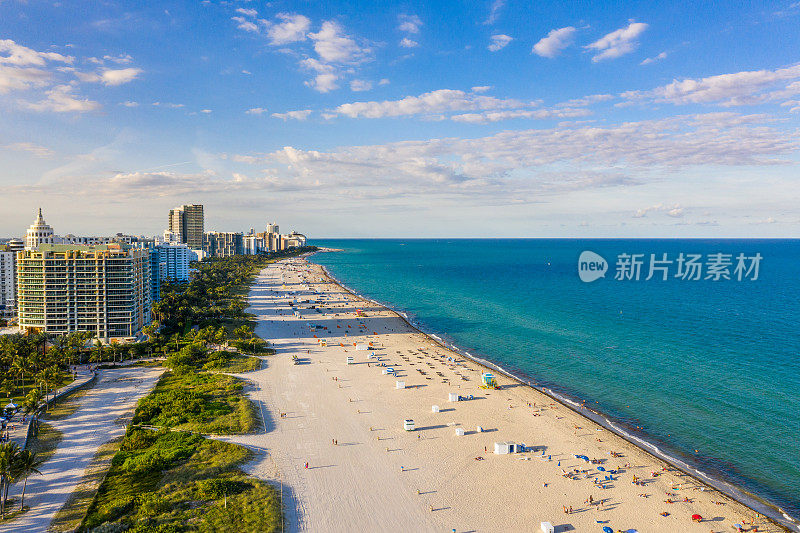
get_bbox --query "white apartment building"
[0,249,16,316]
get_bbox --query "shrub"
[196,478,251,499]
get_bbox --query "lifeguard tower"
[480,372,498,389]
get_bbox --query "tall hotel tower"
[168,204,204,249]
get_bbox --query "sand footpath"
[229,256,784,533]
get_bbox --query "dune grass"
[131,371,258,435]
[81,429,281,532]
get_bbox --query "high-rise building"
[0,247,16,317]
[266,223,279,235]
[168,204,204,249]
[16,243,151,341]
[146,242,196,302]
[25,208,56,250]
[203,232,244,257]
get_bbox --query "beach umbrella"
[597,466,606,471]
[602,527,613,533]
[691,514,702,522]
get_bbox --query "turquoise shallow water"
[311,239,800,521]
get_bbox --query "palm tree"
[11,450,44,511]
[90,340,103,364]
[0,442,20,518]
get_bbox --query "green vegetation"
[132,371,257,435]
[82,429,281,532]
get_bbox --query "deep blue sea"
[310,239,800,523]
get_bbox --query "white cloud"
[100,67,141,85]
[586,22,648,62]
[76,67,142,86]
[271,109,312,121]
[450,107,591,123]
[622,64,800,106]
[0,64,50,93]
[398,14,422,34]
[307,73,338,92]
[333,88,533,118]
[201,109,212,114]
[309,21,368,63]
[301,58,339,92]
[0,39,73,66]
[483,0,506,25]
[220,112,797,205]
[119,101,139,107]
[246,107,268,115]
[102,54,133,64]
[488,34,512,52]
[236,7,257,17]
[640,51,667,65]
[24,84,100,113]
[4,142,54,158]
[633,203,684,218]
[152,102,184,108]
[532,27,576,58]
[557,94,614,107]
[350,79,372,92]
[399,37,419,48]
[232,17,259,33]
[379,78,390,86]
[471,85,492,93]
[264,13,311,45]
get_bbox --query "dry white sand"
[228,257,784,533]
[4,366,163,533]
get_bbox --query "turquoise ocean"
[310,239,800,526]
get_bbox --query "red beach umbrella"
[691,514,702,522]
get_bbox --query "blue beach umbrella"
[597,466,606,471]
[602,527,614,533]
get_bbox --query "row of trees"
[0,442,43,518]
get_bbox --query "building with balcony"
[16,243,151,341]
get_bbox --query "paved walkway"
[3,366,163,533]
[5,372,96,450]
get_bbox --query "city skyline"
[1,1,799,237]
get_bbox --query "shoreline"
[308,249,799,532]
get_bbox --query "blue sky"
[1,0,799,238]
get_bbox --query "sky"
[1,0,799,238]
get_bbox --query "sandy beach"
[231,255,785,533]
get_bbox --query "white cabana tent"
[540,522,555,533]
[431,405,440,413]
[494,442,513,454]
[396,381,405,389]
[355,343,369,351]
[448,393,459,402]
[455,427,465,436]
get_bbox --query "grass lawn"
[82,430,281,532]
[6,373,74,405]
[132,371,258,435]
